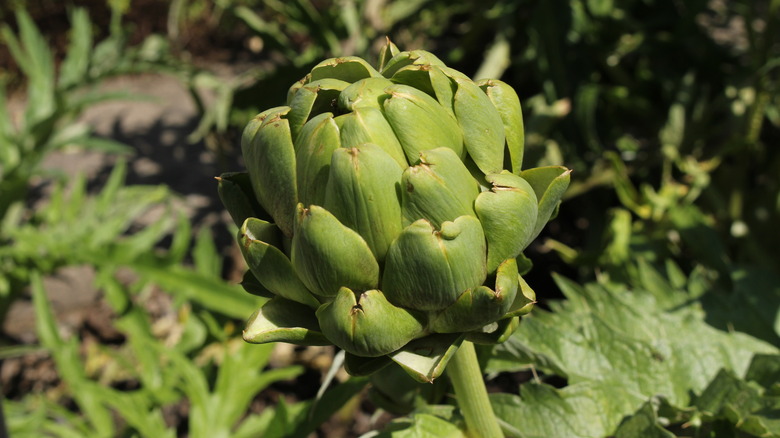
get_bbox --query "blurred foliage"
[0,6,363,436]
[0,6,173,314]
[1,0,779,436]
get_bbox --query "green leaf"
[613,399,676,438]
[59,8,93,88]
[31,271,116,436]
[131,262,264,319]
[489,275,779,435]
[746,354,780,394]
[74,136,134,154]
[209,342,304,437]
[699,267,780,346]
[93,387,174,438]
[193,227,220,277]
[0,82,17,147]
[5,9,56,127]
[491,382,644,438]
[373,412,467,437]
[233,5,293,51]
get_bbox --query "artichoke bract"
[218,40,570,382]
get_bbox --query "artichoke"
[218,41,570,382]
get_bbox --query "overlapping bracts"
[218,40,570,380]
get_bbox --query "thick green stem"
[447,341,503,438]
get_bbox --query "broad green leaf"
[746,354,780,393]
[489,274,779,435]
[373,412,467,438]
[698,266,780,347]
[613,399,676,438]
[490,381,644,438]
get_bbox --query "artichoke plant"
[218,40,570,384]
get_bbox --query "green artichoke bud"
[220,42,570,382]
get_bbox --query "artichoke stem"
[446,341,503,438]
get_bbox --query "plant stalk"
[447,341,503,438]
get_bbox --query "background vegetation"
[1,0,779,436]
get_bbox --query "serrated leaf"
[489,274,779,435]
[490,381,643,438]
